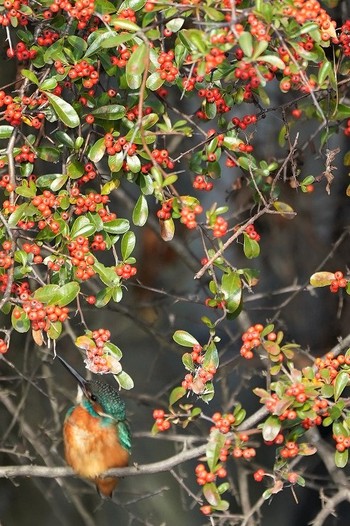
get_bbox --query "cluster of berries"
[0,0,29,26]
[333,434,350,453]
[244,224,261,241]
[32,191,60,219]
[240,323,267,359]
[329,271,348,292]
[115,263,137,280]
[14,298,69,331]
[302,398,328,429]
[314,352,350,383]
[211,411,236,434]
[283,0,336,40]
[157,200,172,221]
[231,114,257,130]
[0,91,23,126]
[151,148,174,170]
[0,338,8,354]
[104,134,137,156]
[180,205,203,230]
[181,365,216,395]
[6,41,36,61]
[190,343,203,364]
[67,236,95,281]
[0,174,14,192]
[14,144,36,164]
[22,242,43,264]
[0,240,12,269]
[36,29,59,47]
[83,328,117,373]
[47,257,65,272]
[71,189,110,216]
[264,393,297,421]
[115,7,136,23]
[157,50,179,83]
[110,46,132,68]
[247,13,271,42]
[90,234,106,252]
[212,216,228,238]
[77,162,97,184]
[280,441,299,459]
[192,175,213,191]
[44,0,95,30]
[195,463,227,486]
[152,409,171,431]
[339,20,350,56]
[197,87,230,114]
[126,105,152,122]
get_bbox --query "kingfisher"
[57,355,131,497]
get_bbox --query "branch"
[0,406,268,479]
[311,488,350,526]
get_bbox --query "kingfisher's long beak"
[56,354,87,391]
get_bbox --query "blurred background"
[1,21,350,526]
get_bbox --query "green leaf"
[47,321,62,340]
[146,71,164,91]
[33,284,61,304]
[203,342,219,370]
[334,371,350,401]
[132,195,148,226]
[203,483,221,507]
[169,386,186,407]
[11,307,30,333]
[88,137,106,163]
[91,104,125,120]
[262,415,281,441]
[40,78,58,91]
[221,271,242,313]
[93,261,118,286]
[0,125,14,139]
[114,370,134,390]
[126,154,141,173]
[243,234,260,259]
[45,92,80,128]
[173,330,199,347]
[21,69,39,85]
[108,152,124,172]
[50,175,68,192]
[103,218,129,235]
[67,157,84,179]
[95,287,113,307]
[121,231,136,260]
[70,216,96,238]
[206,429,226,471]
[104,341,123,360]
[238,32,253,57]
[182,353,195,371]
[335,449,348,468]
[56,282,80,306]
[36,146,60,162]
[260,55,286,69]
[126,43,147,88]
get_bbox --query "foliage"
[1,0,350,521]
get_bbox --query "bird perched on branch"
[57,354,131,497]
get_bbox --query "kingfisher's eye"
[90,394,98,402]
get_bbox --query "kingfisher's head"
[57,354,126,422]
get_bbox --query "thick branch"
[0,407,268,480]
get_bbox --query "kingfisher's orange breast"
[64,405,129,495]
